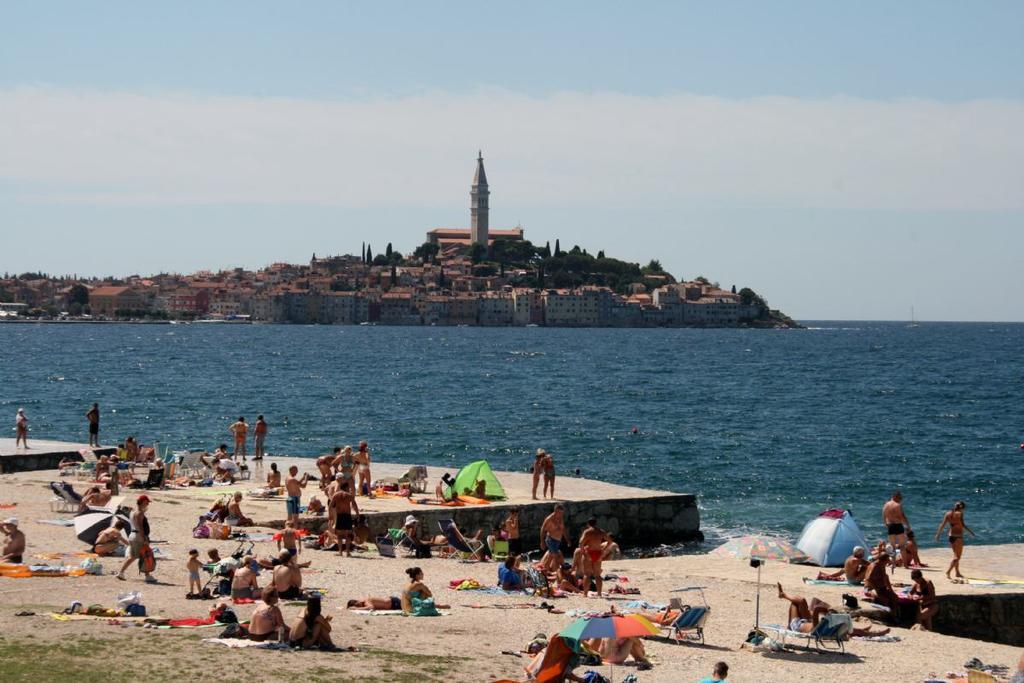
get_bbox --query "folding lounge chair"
[49,481,82,513]
[763,612,853,653]
[179,451,209,478]
[438,519,486,561]
[525,565,553,597]
[660,595,711,645]
[491,539,510,561]
[142,467,165,489]
[375,534,397,558]
[386,528,418,557]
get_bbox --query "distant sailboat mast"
[909,306,919,328]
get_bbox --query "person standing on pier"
[542,451,556,499]
[253,415,268,461]
[531,449,545,500]
[882,491,911,566]
[356,441,372,496]
[935,500,976,581]
[86,403,100,447]
[230,416,248,461]
[14,408,29,449]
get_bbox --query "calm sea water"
[2,322,1022,547]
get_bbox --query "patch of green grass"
[0,637,125,682]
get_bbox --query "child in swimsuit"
[186,549,202,596]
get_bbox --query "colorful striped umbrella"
[709,534,810,564]
[559,614,660,641]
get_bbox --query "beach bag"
[116,591,142,609]
[125,603,146,617]
[410,596,440,617]
[415,543,432,559]
[208,523,230,540]
[138,544,156,574]
[192,519,210,539]
[80,557,103,575]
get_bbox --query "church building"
[426,152,525,247]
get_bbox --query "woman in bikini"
[935,500,976,580]
[355,441,371,496]
[400,567,450,613]
[910,569,938,630]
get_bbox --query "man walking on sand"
[230,416,248,461]
[86,403,100,447]
[285,466,309,527]
[539,504,568,572]
[253,415,267,460]
[883,491,911,566]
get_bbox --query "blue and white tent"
[796,509,868,567]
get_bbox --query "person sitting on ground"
[601,534,622,561]
[288,595,337,650]
[777,583,890,637]
[585,637,652,669]
[93,520,128,556]
[571,546,589,586]
[352,514,370,549]
[699,661,730,683]
[435,473,456,502]
[347,595,404,611]
[248,588,288,642]
[273,550,305,599]
[864,553,900,614]
[2,518,26,564]
[400,566,450,613]
[225,492,254,526]
[231,555,262,601]
[498,555,524,591]
[473,479,487,499]
[557,562,582,593]
[910,568,938,631]
[816,546,870,584]
[306,496,324,515]
[904,530,928,568]
[266,463,282,489]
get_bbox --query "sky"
[1,1,1022,321]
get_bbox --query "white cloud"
[1,86,1022,211]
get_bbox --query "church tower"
[470,151,490,247]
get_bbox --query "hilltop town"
[0,154,796,328]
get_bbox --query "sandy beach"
[1,456,1021,682]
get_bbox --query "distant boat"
[908,307,920,328]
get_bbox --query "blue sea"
[2,322,1022,548]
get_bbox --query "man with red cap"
[116,495,156,583]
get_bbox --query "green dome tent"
[447,460,506,500]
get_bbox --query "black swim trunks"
[390,596,401,610]
[948,535,962,545]
[7,555,22,564]
[886,523,905,536]
[335,512,353,531]
[89,423,99,435]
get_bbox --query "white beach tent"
[796,509,868,567]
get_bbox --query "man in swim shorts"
[284,466,309,526]
[86,403,100,447]
[331,481,359,558]
[882,491,911,565]
[578,517,612,597]
[539,504,568,572]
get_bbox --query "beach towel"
[0,503,17,509]
[853,634,902,642]
[409,498,463,507]
[202,638,291,650]
[802,578,855,585]
[36,519,77,527]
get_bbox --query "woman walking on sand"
[936,500,976,581]
[15,409,29,449]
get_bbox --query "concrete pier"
[0,438,115,473]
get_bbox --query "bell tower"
[470,151,490,247]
